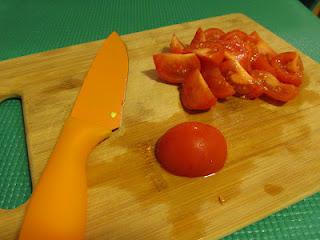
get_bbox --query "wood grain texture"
[0,13,319,240]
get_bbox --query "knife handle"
[19,116,111,240]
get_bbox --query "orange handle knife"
[19,32,129,240]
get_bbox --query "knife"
[19,32,128,240]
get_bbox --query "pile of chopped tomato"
[153,28,304,111]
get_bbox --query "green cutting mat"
[0,0,319,239]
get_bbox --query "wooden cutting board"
[0,13,319,240]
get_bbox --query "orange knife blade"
[19,32,128,240]
[72,32,128,129]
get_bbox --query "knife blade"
[19,32,128,240]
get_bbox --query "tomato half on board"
[153,53,201,84]
[156,122,227,177]
[180,69,216,110]
[271,52,304,86]
[251,70,299,102]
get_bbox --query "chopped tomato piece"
[218,33,255,72]
[247,31,276,58]
[180,69,216,110]
[222,29,248,41]
[204,28,225,41]
[170,34,186,54]
[252,70,299,102]
[153,53,201,84]
[190,28,206,49]
[252,54,277,76]
[192,43,224,67]
[201,67,235,99]
[221,53,263,99]
[271,52,304,86]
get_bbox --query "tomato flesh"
[170,34,186,54]
[271,52,303,86]
[251,70,298,102]
[201,67,235,99]
[180,69,216,110]
[204,28,225,41]
[153,53,201,84]
[156,122,227,177]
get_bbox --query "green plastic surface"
[0,0,319,238]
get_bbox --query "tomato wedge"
[192,43,224,67]
[222,29,248,41]
[221,53,263,99]
[190,28,206,49]
[180,69,216,110]
[271,52,304,86]
[204,28,225,41]
[252,70,299,102]
[252,54,277,76]
[153,53,201,84]
[201,67,235,99]
[247,31,276,58]
[170,34,186,54]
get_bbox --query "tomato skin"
[170,34,186,54]
[201,67,235,99]
[180,69,216,110]
[190,28,206,49]
[251,70,299,102]
[204,28,225,41]
[156,122,227,177]
[153,53,201,84]
[271,52,303,86]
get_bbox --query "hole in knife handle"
[0,97,32,209]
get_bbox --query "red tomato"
[252,54,277,76]
[153,53,201,84]
[170,34,186,54]
[251,70,299,102]
[221,54,263,99]
[204,28,225,41]
[247,31,276,58]
[219,33,254,72]
[222,29,248,41]
[180,69,216,110]
[190,28,206,49]
[271,52,303,86]
[156,122,227,177]
[192,43,224,66]
[201,67,235,99]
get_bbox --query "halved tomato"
[201,67,235,99]
[251,70,299,102]
[252,54,277,76]
[271,52,303,86]
[204,28,225,41]
[180,69,216,110]
[190,28,206,49]
[170,34,186,54]
[153,53,201,84]
[192,43,224,67]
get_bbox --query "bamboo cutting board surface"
[0,13,319,240]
